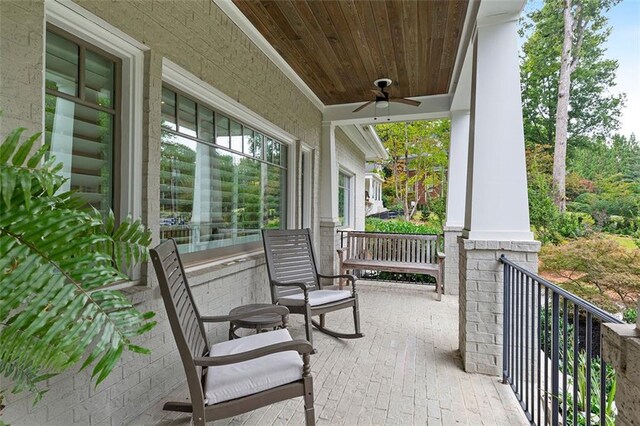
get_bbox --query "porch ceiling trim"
[214,0,324,111]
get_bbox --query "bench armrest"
[437,251,446,260]
[201,305,289,323]
[193,339,313,366]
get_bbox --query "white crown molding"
[213,0,325,112]
[162,58,297,145]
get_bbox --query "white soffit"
[214,0,324,111]
[339,124,388,161]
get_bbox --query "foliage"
[520,0,624,148]
[540,235,640,310]
[623,308,637,325]
[375,120,449,220]
[0,128,156,405]
[364,218,440,235]
[565,349,617,426]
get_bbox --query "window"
[160,86,288,260]
[338,172,352,227]
[45,27,120,215]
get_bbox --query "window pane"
[177,95,197,137]
[272,142,281,165]
[198,106,214,143]
[161,87,176,130]
[253,133,263,159]
[159,131,197,246]
[84,49,114,108]
[266,138,274,163]
[45,93,114,214]
[243,128,254,155]
[216,114,230,148]
[46,31,78,96]
[230,120,243,152]
[264,163,287,229]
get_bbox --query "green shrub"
[623,308,637,324]
[364,218,440,235]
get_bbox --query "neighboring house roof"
[339,124,388,161]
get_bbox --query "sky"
[522,0,640,138]
[605,0,640,138]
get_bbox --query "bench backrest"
[344,231,440,265]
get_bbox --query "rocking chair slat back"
[262,229,319,301]
[151,239,209,361]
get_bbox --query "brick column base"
[319,220,339,284]
[443,226,463,295]
[458,238,540,375]
[602,323,640,426]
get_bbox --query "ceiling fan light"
[376,100,389,109]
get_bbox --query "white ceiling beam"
[323,94,451,126]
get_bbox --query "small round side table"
[228,303,288,339]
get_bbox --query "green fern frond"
[0,129,155,405]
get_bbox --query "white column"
[458,16,539,376]
[464,17,533,242]
[442,110,470,295]
[445,110,470,229]
[319,122,339,276]
[319,122,338,222]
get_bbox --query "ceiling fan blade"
[352,100,375,113]
[390,98,422,107]
[370,89,385,97]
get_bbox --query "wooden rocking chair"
[150,239,315,425]
[261,229,364,350]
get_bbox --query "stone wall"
[0,0,322,424]
[443,226,463,295]
[602,323,640,426]
[458,238,540,376]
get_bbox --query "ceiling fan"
[352,78,421,113]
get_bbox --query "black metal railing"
[500,256,622,426]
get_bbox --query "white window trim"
[161,58,297,228]
[300,144,314,229]
[45,0,147,223]
[338,168,355,229]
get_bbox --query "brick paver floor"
[130,282,528,425]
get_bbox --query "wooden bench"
[337,231,446,300]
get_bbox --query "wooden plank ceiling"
[233,0,468,105]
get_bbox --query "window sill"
[184,249,266,287]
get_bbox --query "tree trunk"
[552,0,574,212]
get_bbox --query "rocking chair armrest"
[193,339,313,366]
[318,273,356,284]
[201,305,290,323]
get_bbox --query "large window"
[338,171,352,227]
[45,27,120,215]
[160,86,288,259]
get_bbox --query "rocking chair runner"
[150,239,315,426]
[261,229,364,349]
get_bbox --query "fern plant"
[0,128,156,409]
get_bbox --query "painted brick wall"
[335,128,366,232]
[0,0,323,424]
[458,238,540,376]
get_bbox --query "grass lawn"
[607,234,638,251]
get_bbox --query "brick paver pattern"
[130,282,528,425]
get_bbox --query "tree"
[520,0,624,210]
[375,120,449,221]
[0,129,155,406]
